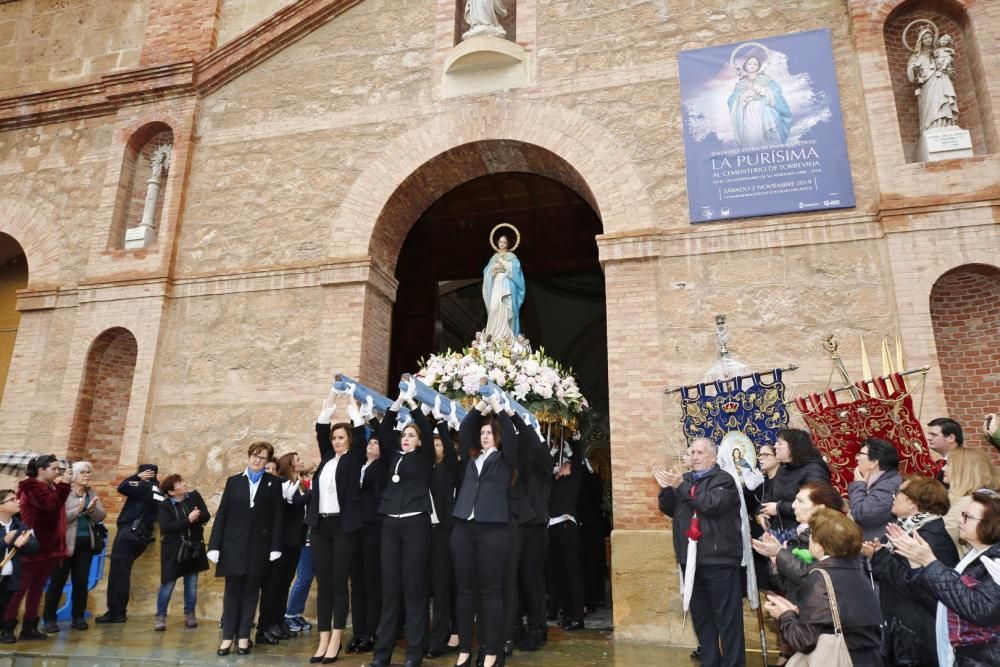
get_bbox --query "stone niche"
[883,0,996,163]
[442,0,534,98]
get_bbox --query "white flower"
[512,382,530,401]
[534,382,553,399]
[522,359,540,376]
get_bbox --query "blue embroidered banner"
[679,370,790,468]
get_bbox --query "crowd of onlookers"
[656,413,1000,667]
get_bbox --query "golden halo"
[490,223,520,253]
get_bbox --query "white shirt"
[0,520,12,576]
[318,457,342,515]
[549,514,576,527]
[242,470,262,507]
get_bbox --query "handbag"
[91,521,108,553]
[785,568,853,667]
[173,501,206,565]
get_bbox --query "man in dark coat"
[96,463,162,623]
[657,437,745,667]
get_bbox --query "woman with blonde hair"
[942,447,999,554]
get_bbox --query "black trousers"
[518,524,548,631]
[43,537,93,622]
[221,575,262,641]
[373,514,431,664]
[105,528,148,617]
[311,515,358,632]
[450,520,510,656]
[687,564,745,667]
[548,521,584,623]
[427,524,453,652]
[350,519,382,639]
[501,523,523,643]
[258,542,301,632]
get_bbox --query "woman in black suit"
[306,393,366,664]
[255,451,311,644]
[451,394,518,667]
[207,441,284,656]
[348,426,386,654]
[368,391,436,667]
[426,409,459,658]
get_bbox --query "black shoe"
[322,643,341,663]
[255,629,280,645]
[517,628,544,652]
[278,620,297,638]
[454,657,471,667]
[71,618,89,630]
[270,623,290,640]
[691,644,702,660]
[95,613,126,624]
[403,659,422,667]
[237,645,252,655]
[560,619,585,631]
[41,619,59,634]
[503,640,513,657]
[0,629,14,644]
[19,619,47,640]
[357,636,375,652]
[217,642,232,656]
[346,637,360,653]
[426,648,444,658]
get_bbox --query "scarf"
[246,468,264,485]
[887,512,941,554]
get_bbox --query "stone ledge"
[441,36,535,98]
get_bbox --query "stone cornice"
[0,0,365,130]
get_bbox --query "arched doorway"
[929,263,1000,456]
[0,233,27,405]
[377,141,613,616]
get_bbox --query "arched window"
[110,123,174,250]
[67,328,139,465]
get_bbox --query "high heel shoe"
[322,644,341,663]
[237,638,253,655]
[217,641,232,656]
[455,655,472,667]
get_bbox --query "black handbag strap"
[172,497,198,543]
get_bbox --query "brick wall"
[108,125,173,250]
[67,328,139,485]
[929,263,1000,461]
[883,0,990,161]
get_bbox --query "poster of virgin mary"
[678,29,855,223]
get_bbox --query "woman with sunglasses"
[891,488,1000,666]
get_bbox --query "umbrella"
[0,452,70,477]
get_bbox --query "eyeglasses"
[961,512,983,523]
[249,454,268,462]
[857,450,869,458]
[759,452,775,458]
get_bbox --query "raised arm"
[458,405,485,462]
[315,392,338,460]
[411,407,437,464]
[495,406,519,472]
[436,420,458,470]
[511,413,550,476]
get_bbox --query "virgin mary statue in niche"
[482,224,525,343]
[463,0,508,40]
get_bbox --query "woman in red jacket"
[4,455,70,640]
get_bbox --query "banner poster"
[793,374,937,494]
[678,28,856,223]
[680,370,790,472]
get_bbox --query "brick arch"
[109,121,175,249]
[337,100,654,272]
[0,198,62,288]
[67,327,139,473]
[928,263,1000,448]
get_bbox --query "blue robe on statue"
[482,251,525,338]
[727,73,792,148]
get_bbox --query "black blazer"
[158,490,211,583]
[304,422,366,533]
[511,414,551,527]
[452,408,519,525]
[377,408,435,516]
[549,452,584,520]
[360,460,388,523]
[208,472,284,577]
[430,419,459,529]
[280,480,311,548]
[0,517,39,591]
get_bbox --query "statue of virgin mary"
[482,232,525,343]
[463,0,508,40]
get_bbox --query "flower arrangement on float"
[415,335,589,428]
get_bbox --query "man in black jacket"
[657,437,744,667]
[96,463,162,624]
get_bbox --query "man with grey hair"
[655,437,745,667]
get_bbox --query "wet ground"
[0,615,771,666]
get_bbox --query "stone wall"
[0,0,148,97]
[217,0,296,45]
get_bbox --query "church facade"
[0,0,996,644]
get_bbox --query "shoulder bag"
[785,568,853,667]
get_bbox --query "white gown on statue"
[483,258,514,342]
[464,0,507,39]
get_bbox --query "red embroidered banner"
[793,373,936,494]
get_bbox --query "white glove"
[487,393,503,414]
[420,401,433,416]
[318,395,337,424]
[269,551,281,562]
[447,409,462,432]
[360,395,375,420]
[500,393,512,414]
[394,413,412,432]
[207,550,220,564]
[431,396,445,422]
[742,468,765,491]
[583,458,594,474]
[475,399,491,415]
[402,379,418,405]
[347,401,364,427]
